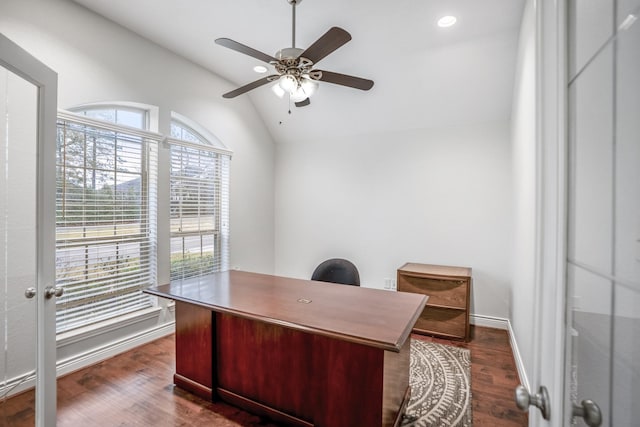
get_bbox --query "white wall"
[0,0,275,384]
[275,121,513,319]
[509,0,536,383]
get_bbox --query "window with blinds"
[55,110,159,333]
[169,121,230,281]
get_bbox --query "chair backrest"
[311,258,360,286]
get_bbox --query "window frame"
[55,108,161,334]
[168,118,232,281]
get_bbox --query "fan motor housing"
[275,47,304,60]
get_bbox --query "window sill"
[56,306,163,347]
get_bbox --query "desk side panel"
[383,338,411,426]
[174,301,214,400]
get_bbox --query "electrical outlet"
[384,278,397,291]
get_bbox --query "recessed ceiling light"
[437,16,457,28]
[253,65,268,73]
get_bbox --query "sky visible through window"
[82,107,144,129]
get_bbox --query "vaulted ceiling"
[72,0,525,144]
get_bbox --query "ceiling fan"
[215,0,374,107]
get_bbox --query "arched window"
[55,106,159,333]
[168,116,231,280]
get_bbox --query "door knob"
[25,287,37,299]
[44,286,64,299]
[572,399,602,427]
[515,385,550,420]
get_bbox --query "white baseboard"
[507,319,530,391]
[56,321,175,377]
[470,313,509,329]
[2,321,175,398]
[471,314,529,390]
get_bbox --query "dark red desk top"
[146,270,426,352]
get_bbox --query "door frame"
[0,33,58,426]
[530,1,568,426]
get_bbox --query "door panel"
[567,265,612,425]
[614,4,640,285]
[567,42,613,273]
[611,8,640,425]
[612,286,639,426]
[566,2,640,425]
[0,34,58,427]
[0,60,39,426]
[568,0,613,77]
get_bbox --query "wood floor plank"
[1,325,527,426]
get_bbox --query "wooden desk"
[145,270,426,427]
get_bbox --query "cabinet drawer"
[398,275,468,309]
[414,306,467,339]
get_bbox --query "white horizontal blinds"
[55,110,159,333]
[169,121,230,281]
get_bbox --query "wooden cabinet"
[397,263,472,341]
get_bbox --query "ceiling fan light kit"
[215,0,374,108]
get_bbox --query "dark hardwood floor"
[417,327,528,426]
[1,326,527,426]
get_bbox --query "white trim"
[171,110,228,150]
[533,1,568,425]
[164,136,234,157]
[57,109,164,141]
[470,314,530,394]
[67,101,161,131]
[508,318,531,393]
[1,321,175,399]
[470,313,509,330]
[56,306,163,347]
[56,321,175,378]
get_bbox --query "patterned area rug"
[402,340,473,427]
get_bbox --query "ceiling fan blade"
[222,76,276,98]
[317,70,374,91]
[215,38,277,63]
[300,27,352,65]
[295,98,311,107]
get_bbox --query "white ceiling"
[71,0,525,144]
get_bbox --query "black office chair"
[311,258,360,286]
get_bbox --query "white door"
[524,1,640,426]
[0,34,58,426]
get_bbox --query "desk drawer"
[413,306,467,339]
[398,275,468,309]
